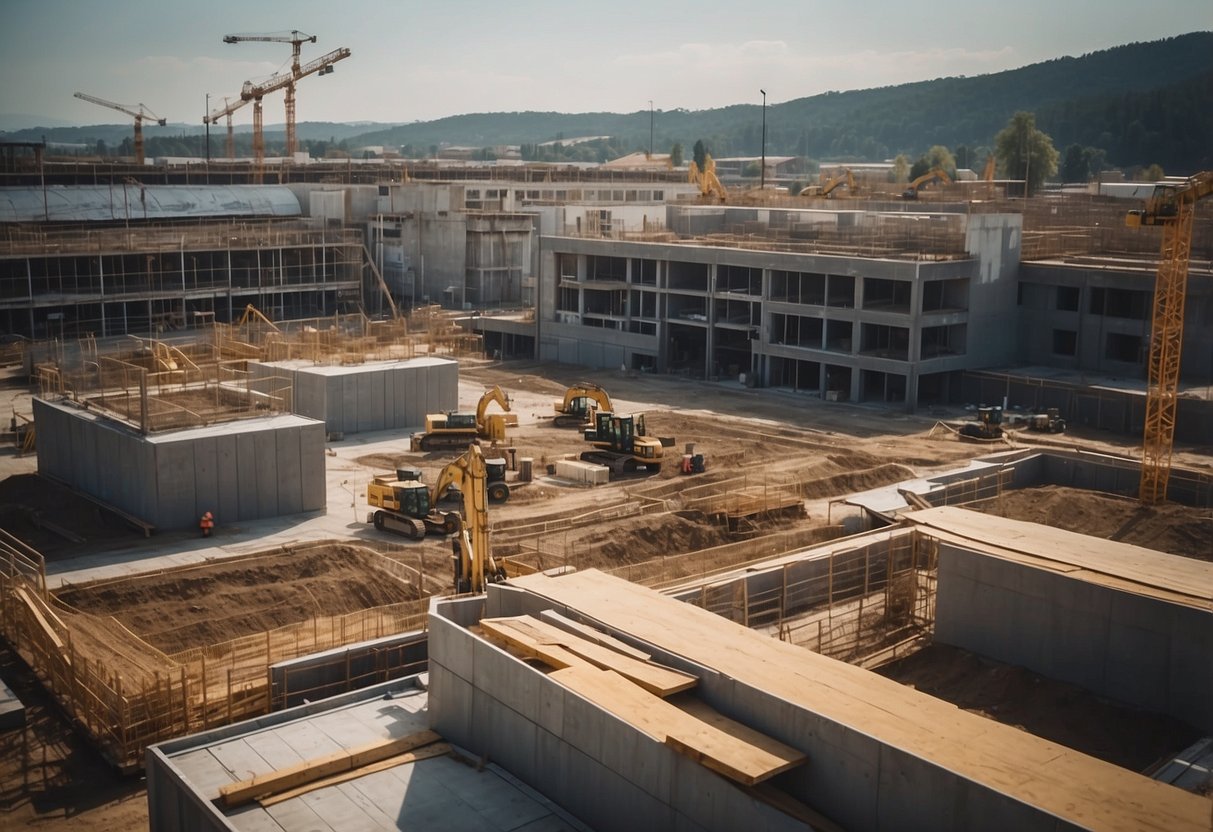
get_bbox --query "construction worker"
[200,511,214,538]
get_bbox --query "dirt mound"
[800,463,917,499]
[54,544,418,654]
[972,485,1212,560]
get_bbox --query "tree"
[693,140,707,171]
[742,161,761,178]
[1137,163,1165,182]
[925,145,956,175]
[994,112,1059,196]
[1060,144,1088,183]
[670,143,683,167]
[892,154,910,184]
[909,156,931,181]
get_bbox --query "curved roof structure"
[0,184,301,223]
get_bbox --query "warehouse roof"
[0,184,301,223]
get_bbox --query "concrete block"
[485,584,531,618]
[355,373,373,434]
[340,375,357,435]
[191,435,219,519]
[275,425,302,514]
[298,422,326,512]
[155,441,196,530]
[401,364,422,427]
[1168,606,1213,732]
[554,459,609,484]
[876,744,963,831]
[370,369,386,430]
[214,433,239,528]
[253,430,279,518]
[426,663,473,747]
[598,708,672,804]
[1106,617,1170,714]
[786,709,880,832]
[536,673,565,737]
[471,636,540,723]
[383,366,398,428]
[471,688,539,785]
[430,616,474,683]
[235,432,258,522]
[559,686,606,762]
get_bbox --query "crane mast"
[223,30,317,157]
[204,96,250,159]
[74,92,166,165]
[1127,171,1213,503]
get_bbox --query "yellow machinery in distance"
[552,382,613,427]
[411,385,514,451]
[434,444,506,594]
[1126,170,1213,503]
[688,154,728,203]
[582,411,667,476]
[901,167,952,200]
[365,466,459,539]
[800,168,855,198]
[73,93,166,165]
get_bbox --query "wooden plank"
[538,609,653,661]
[13,588,65,652]
[550,665,804,786]
[905,506,1213,603]
[480,615,697,696]
[219,729,441,808]
[259,743,452,808]
[511,568,1213,832]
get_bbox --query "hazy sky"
[3,0,1209,127]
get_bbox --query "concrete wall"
[248,357,458,435]
[935,544,1213,733]
[34,398,325,531]
[270,630,428,710]
[429,597,807,832]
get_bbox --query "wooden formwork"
[0,541,430,772]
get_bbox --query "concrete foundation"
[935,542,1213,733]
[33,398,326,531]
[247,356,458,436]
[269,630,428,710]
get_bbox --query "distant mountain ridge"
[4,32,1210,171]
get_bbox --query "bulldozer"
[552,382,613,428]
[1026,408,1066,433]
[365,467,459,539]
[411,385,514,451]
[958,406,1004,441]
[581,410,669,476]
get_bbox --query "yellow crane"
[223,30,316,156]
[235,43,351,179]
[203,95,250,160]
[1126,170,1213,503]
[73,92,166,165]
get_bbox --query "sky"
[2,0,1210,128]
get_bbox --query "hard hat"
[204,512,213,519]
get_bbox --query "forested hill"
[353,32,1213,171]
[8,32,1211,172]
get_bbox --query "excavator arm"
[902,167,952,199]
[433,444,504,593]
[475,385,511,429]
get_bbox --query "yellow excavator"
[436,444,506,594]
[800,168,855,198]
[552,382,613,428]
[581,411,667,476]
[902,167,952,200]
[688,154,728,203]
[411,385,514,451]
[434,453,511,504]
[365,466,460,539]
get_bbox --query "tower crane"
[1126,170,1213,504]
[239,46,351,180]
[203,96,250,160]
[223,30,315,157]
[73,92,166,165]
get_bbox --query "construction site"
[0,123,1211,830]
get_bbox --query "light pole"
[204,93,211,164]
[648,100,654,160]
[760,89,767,190]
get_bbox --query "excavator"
[1127,170,1213,503]
[688,154,728,203]
[800,169,855,198]
[411,385,514,451]
[581,411,666,476]
[365,466,459,539]
[902,167,952,200]
[434,454,511,504]
[552,382,613,428]
[436,444,506,594]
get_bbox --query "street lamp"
[648,100,654,160]
[760,89,767,190]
